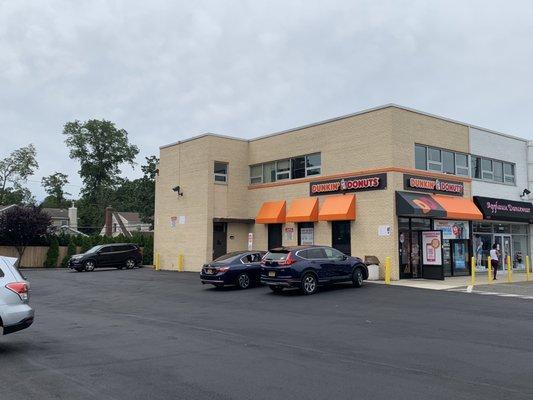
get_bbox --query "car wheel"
[125,258,136,269]
[237,273,251,289]
[301,273,318,295]
[84,261,96,272]
[269,286,283,293]
[352,267,364,288]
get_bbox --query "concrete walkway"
[374,270,532,290]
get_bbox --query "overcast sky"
[1,0,533,201]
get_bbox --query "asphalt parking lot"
[1,268,533,400]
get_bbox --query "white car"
[0,256,34,335]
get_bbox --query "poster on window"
[422,231,442,265]
[433,220,469,240]
[300,228,314,245]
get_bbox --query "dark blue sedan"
[200,251,266,289]
[261,246,368,295]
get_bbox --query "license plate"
[268,271,276,277]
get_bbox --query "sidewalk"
[374,271,532,290]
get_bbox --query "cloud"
[1,0,533,200]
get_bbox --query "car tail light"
[278,252,296,266]
[6,282,29,301]
[218,266,230,273]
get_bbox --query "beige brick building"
[155,104,531,280]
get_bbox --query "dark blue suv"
[261,246,368,295]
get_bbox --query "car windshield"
[264,251,290,261]
[85,245,104,254]
[213,252,243,263]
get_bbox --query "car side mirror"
[342,255,348,260]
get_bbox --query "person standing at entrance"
[490,244,500,280]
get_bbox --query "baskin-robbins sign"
[309,173,387,196]
[473,196,533,223]
[403,174,464,196]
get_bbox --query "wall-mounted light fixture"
[520,188,531,198]
[172,186,184,196]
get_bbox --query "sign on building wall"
[422,231,443,266]
[310,173,387,196]
[403,174,464,196]
[300,228,314,245]
[473,196,533,223]
[284,227,294,241]
[433,220,469,240]
[247,233,253,251]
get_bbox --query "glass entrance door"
[450,239,469,276]
[494,235,512,271]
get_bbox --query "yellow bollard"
[384,256,391,285]
[471,256,476,286]
[178,254,184,272]
[507,255,512,283]
[155,253,160,271]
[487,256,493,284]
[526,255,531,281]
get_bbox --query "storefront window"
[493,223,511,234]
[474,234,492,269]
[398,217,410,230]
[511,224,528,234]
[410,218,431,230]
[473,221,493,233]
[512,235,528,269]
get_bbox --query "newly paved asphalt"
[1,268,533,400]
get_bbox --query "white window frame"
[214,161,228,183]
[480,158,493,181]
[305,153,321,176]
[275,159,291,181]
[504,162,515,184]
[427,147,442,172]
[249,164,263,184]
[455,153,469,176]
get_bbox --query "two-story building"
[154,104,532,280]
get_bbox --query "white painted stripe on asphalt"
[447,288,533,300]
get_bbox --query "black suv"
[68,244,143,272]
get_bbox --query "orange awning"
[318,194,356,221]
[431,195,483,220]
[286,198,319,222]
[255,201,286,224]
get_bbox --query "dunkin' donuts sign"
[403,174,464,196]
[309,173,387,196]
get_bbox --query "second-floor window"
[415,144,516,184]
[214,161,228,183]
[249,153,321,185]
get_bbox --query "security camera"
[520,189,531,198]
[172,186,184,196]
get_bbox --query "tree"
[0,187,35,205]
[44,237,59,268]
[61,236,77,268]
[63,119,139,230]
[112,156,158,225]
[41,172,70,208]
[0,144,38,205]
[0,206,51,267]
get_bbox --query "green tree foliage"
[41,172,70,208]
[0,144,38,205]
[63,119,139,226]
[113,157,157,224]
[0,206,51,267]
[44,237,60,268]
[61,237,77,268]
[0,187,35,205]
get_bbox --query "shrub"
[44,237,60,268]
[61,237,77,268]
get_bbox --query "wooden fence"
[0,246,82,268]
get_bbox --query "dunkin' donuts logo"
[309,174,386,196]
[406,175,464,195]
